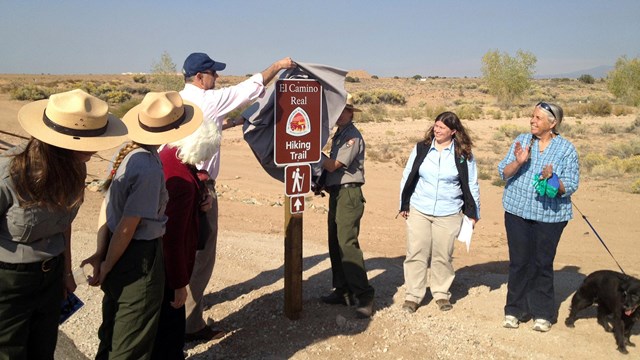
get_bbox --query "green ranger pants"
[96,239,164,360]
[327,187,375,302]
[0,255,64,360]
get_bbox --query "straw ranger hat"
[18,89,128,151]
[122,91,203,145]
[345,93,362,112]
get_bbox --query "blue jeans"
[504,212,567,322]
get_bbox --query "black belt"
[0,254,62,272]
[326,183,363,192]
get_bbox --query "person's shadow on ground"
[190,254,404,359]
[451,261,587,324]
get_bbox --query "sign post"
[275,79,322,320]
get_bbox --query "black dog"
[565,270,640,354]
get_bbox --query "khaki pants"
[403,207,462,303]
[185,184,218,333]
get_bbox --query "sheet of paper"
[457,215,474,253]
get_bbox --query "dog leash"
[572,201,626,274]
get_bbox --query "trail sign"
[290,196,305,214]
[285,164,311,196]
[274,79,322,165]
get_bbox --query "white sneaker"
[503,315,519,329]
[532,318,551,332]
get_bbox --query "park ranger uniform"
[324,121,375,307]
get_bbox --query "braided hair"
[100,142,141,192]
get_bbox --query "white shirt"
[180,73,265,179]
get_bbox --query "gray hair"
[537,102,564,135]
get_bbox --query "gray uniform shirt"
[0,143,79,263]
[325,122,365,187]
[105,147,168,240]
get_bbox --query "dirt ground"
[0,85,639,359]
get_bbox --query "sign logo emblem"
[286,107,311,136]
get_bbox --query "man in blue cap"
[180,52,295,342]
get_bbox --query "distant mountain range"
[535,65,613,79]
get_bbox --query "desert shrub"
[103,90,132,104]
[353,90,406,106]
[478,167,493,180]
[150,74,183,91]
[489,140,506,155]
[481,49,537,106]
[606,141,640,158]
[559,122,588,138]
[111,98,141,119]
[404,106,428,121]
[366,142,399,163]
[607,56,640,106]
[586,99,612,116]
[487,109,502,119]
[455,105,482,120]
[612,105,634,116]
[345,76,360,83]
[491,178,506,187]
[10,85,53,101]
[94,83,118,96]
[566,99,613,117]
[626,115,640,133]
[581,153,607,172]
[577,74,595,84]
[371,75,379,79]
[600,123,617,134]
[492,132,506,141]
[150,51,183,91]
[412,75,423,80]
[132,74,147,83]
[497,124,528,139]
[117,85,150,95]
[425,105,447,120]
[368,104,390,122]
[631,179,640,194]
[590,162,624,177]
[621,156,640,173]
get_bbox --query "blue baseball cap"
[182,53,226,77]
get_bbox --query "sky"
[1,0,639,78]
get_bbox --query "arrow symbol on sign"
[293,198,303,212]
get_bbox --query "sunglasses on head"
[536,102,557,119]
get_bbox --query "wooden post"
[284,195,303,320]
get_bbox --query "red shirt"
[159,146,203,290]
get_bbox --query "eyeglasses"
[536,102,556,119]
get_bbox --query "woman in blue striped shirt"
[498,102,579,333]
[399,112,480,313]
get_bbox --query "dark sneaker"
[436,299,453,311]
[321,291,355,306]
[355,298,374,318]
[402,300,419,313]
[184,326,226,342]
